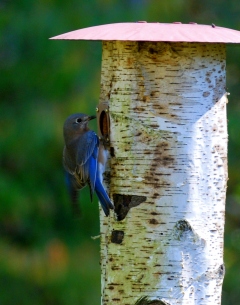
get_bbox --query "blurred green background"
[1,0,240,304]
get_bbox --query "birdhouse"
[51,22,240,305]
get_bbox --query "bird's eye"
[76,118,82,123]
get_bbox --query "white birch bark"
[98,41,227,305]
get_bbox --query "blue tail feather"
[95,176,114,216]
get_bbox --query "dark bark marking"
[218,263,225,279]
[144,140,174,191]
[111,230,124,244]
[113,194,147,221]
[134,296,170,305]
[110,146,115,157]
[173,219,193,241]
[149,219,159,225]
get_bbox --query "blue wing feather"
[77,131,98,166]
[88,154,98,201]
[76,131,99,184]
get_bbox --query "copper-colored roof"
[50,22,240,43]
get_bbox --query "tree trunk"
[99,41,227,305]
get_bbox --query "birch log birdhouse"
[51,22,240,305]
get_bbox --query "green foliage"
[1,0,240,304]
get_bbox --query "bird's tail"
[95,177,114,216]
[65,171,81,216]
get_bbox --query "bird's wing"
[77,131,98,165]
[88,143,99,201]
[76,131,99,200]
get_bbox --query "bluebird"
[63,113,114,216]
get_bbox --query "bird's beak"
[87,115,96,121]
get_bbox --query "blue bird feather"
[63,113,114,216]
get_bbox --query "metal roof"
[50,22,240,43]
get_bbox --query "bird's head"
[63,113,96,141]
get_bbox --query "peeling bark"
[99,41,227,305]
